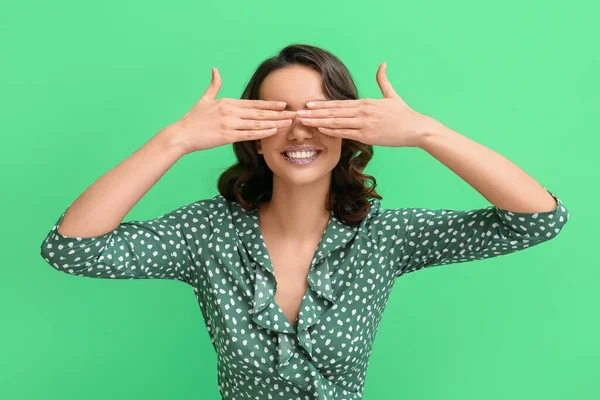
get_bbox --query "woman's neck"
[259,177,331,243]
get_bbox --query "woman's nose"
[288,113,313,134]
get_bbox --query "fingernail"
[297,110,307,116]
[300,118,310,123]
[306,102,316,108]
[277,102,286,107]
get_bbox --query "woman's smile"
[281,150,322,165]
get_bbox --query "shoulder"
[191,194,230,214]
[177,194,235,224]
[359,198,411,230]
[358,198,415,252]
[156,195,231,231]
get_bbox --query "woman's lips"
[281,150,322,164]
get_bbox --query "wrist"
[157,124,189,158]
[415,115,452,150]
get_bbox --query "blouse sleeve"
[380,187,570,278]
[39,201,206,286]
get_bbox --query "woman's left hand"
[298,62,436,148]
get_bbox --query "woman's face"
[256,65,342,187]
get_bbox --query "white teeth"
[285,151,317,158]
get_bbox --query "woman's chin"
[275,169,333,188]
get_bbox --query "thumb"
[200,67,222,101]
[376,62,398,98]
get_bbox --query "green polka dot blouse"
[40,187,569,399]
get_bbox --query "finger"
[200,67,222,101]
[232,99,287,110]
[296,107,359,119]
[299,117,362,129]
[235,108,297,120]
[306,99,363,109]
[317,127,360,140]
[232,118,293,130]
[232,127,278,143]
[376,62,399,98]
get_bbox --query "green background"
[1,0,596,398]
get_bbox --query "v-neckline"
[227,193,381,376]
[257,204,332,330]
[229,194,372,337]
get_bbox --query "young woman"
[40,44,570,400]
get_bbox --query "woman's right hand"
[167,67,296,155]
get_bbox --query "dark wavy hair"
[217,43,382,226]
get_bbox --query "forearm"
[58,125,187,238]
[416,117,558,213]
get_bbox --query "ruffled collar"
[229,196,381,396]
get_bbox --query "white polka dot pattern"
[40,201,203,284]
[371,187,569,278]
[39,187,569,399]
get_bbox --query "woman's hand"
[297,62,436,148]
[168,68,297,155]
